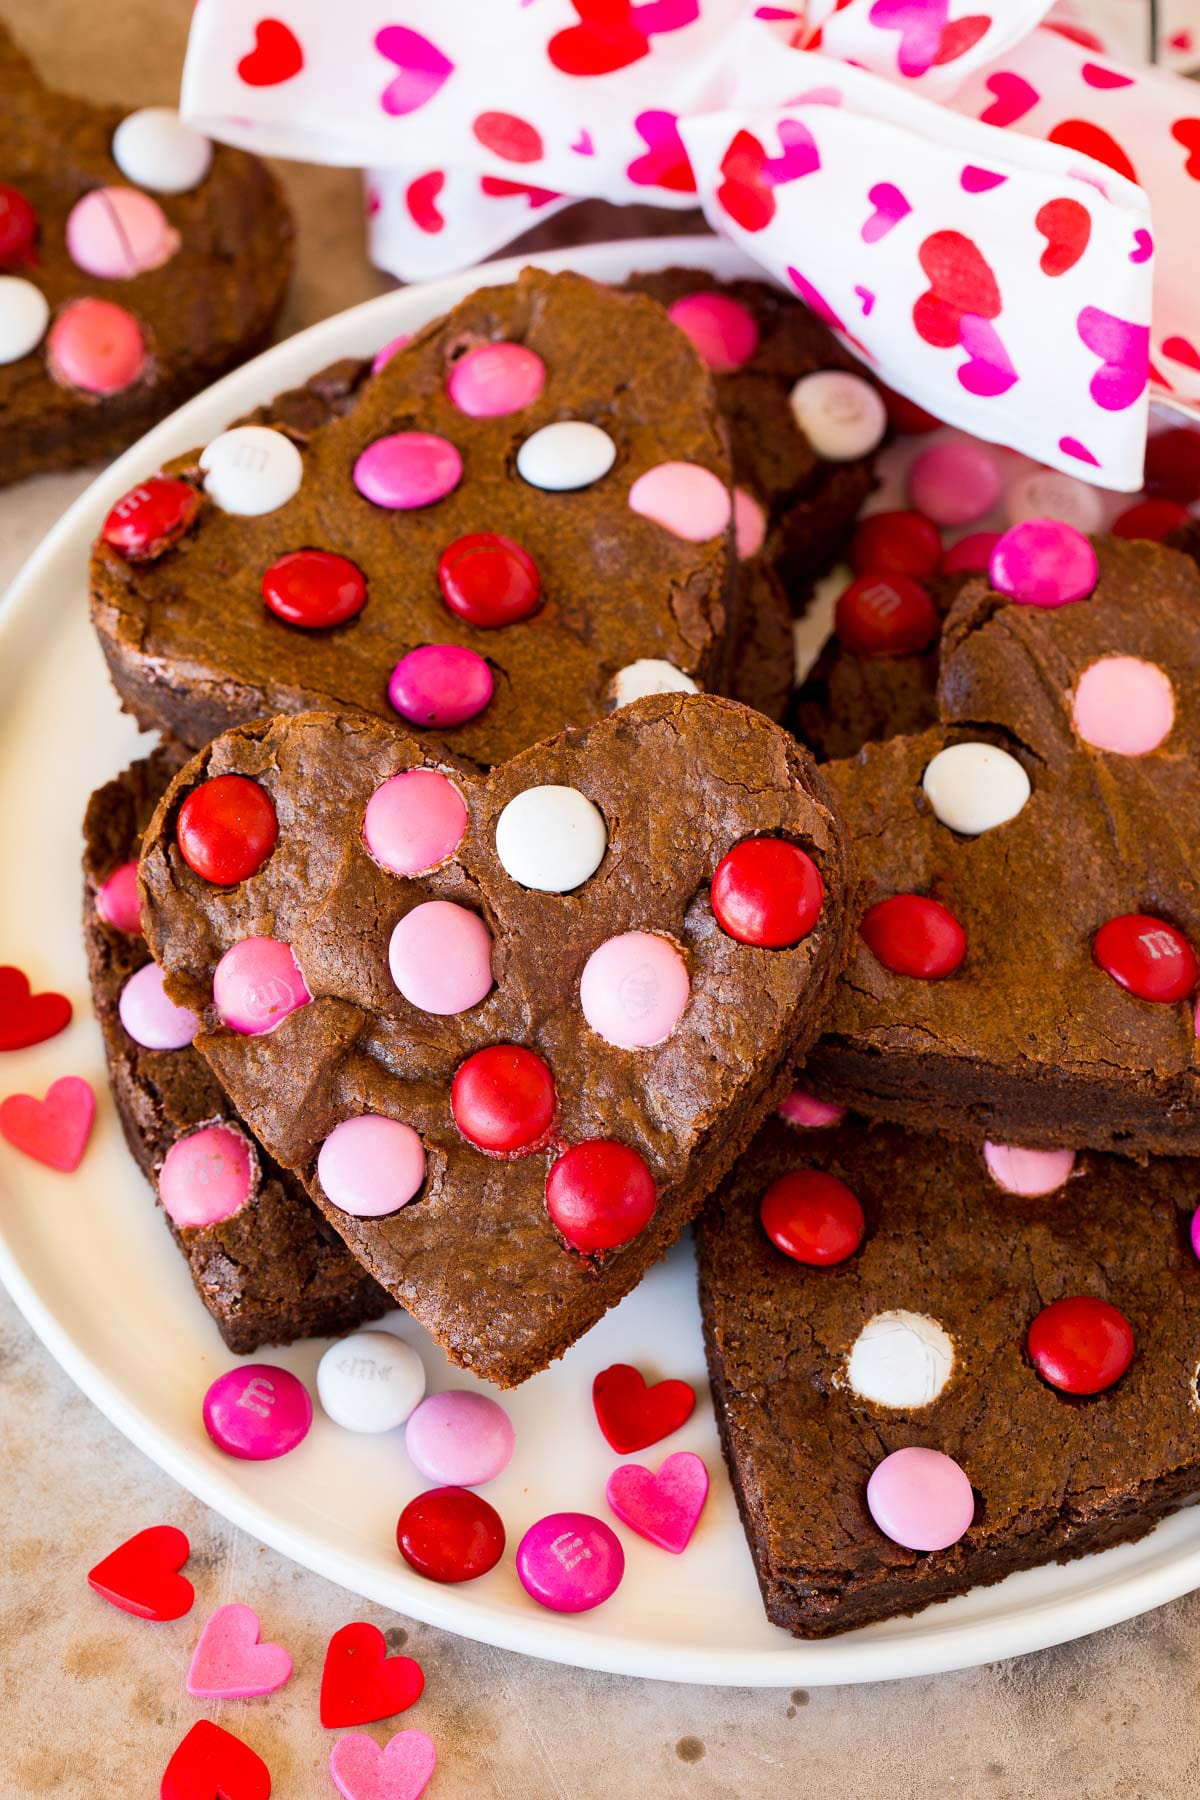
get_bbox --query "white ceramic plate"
[2,236,1198,1687]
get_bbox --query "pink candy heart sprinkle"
[606,1450,709,1553]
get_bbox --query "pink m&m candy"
[733,487,766,559]
[866,1446,975,1552]
[213,937,311,1035]
[317,1114,426,1217]
[516,1512,625,1613]
[160,1123,255,1228]
[354,432,461,509]
[119,962,200,1050]
[628,462,732,542]
[580,931,689,1049]
[203,1364,312,1461]
[1072,656,1174,756]
[388,644,493,729]
[364,769,467,876]
[448,342,544,417]
[778,1086,847,1130]
[989,520,1098,607]
[1191,1208,1200,1263]
[983,1142,1076,1197]
[908,441,1001,526]
[66,187,179,279]
[47,298,145,395]
[96,861,142,934]
[405,1391,515,1487]
[389,901,493,1015]
[667,292,759,372]
[372,332,411,372]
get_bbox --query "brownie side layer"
[696,1114,1200,1638]
[83,752,387,1353]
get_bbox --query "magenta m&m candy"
[989,519,1098,607]
[388,644,494,729]
[65,188,179,279]
[213,937,311,1034]
[760,1169,865,1265]
[1093,914,1198,1003]
[389,901,493,1015]
[516,1512,625,1613]
[437,532,541,628]
[317,1115,426,1217]
[95,861,142,934]
[177,775,278,885]
[262,549,366,629]
[118,962,200,1050]
[101,477,200,560]
[1072,656,1174,756]
[545,1139,657,1253]
[908,440,1001,526]
[627,462,732,542]
[850,510,941,580]
[710,837,824,948]
[983,1143,1076,1196]
[396,1486,505,1583]
[47,298,145,395]
[733,487,766,559]
[579,931,690,1049]
[0,184,38,267]
[364,768,467,877]
[203,1363,313,1460]
[1027,1295,1134,1394]
[778,1085,846,1129]
[866,1447,975,1551]
[371,333,411,373]
[0,277,50,364]
[942,530,1001,574]
[861,894,966,979]
[1191,1208,1200,1263]
[405,1391,515,1488]
[451,1045,557,1154]
[159,1123,256,1228]
[354,432,462,509]
[834,574,938,657]
[447,341,544,417]
[667,292,759,372]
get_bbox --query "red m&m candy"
[1027,1295,1134,1395]
[437,532,542,628]
[1111,499,1190,542]
[451,1045,556,1154]
[0,184,38,267]
[397,1486,505,1583]
[1144,427,1200,504]
[942,530,1001,574]
[760,1169,865,1265]
[177,775,279,886]
[1093,913,1198,1003]
[101,477,200,560]
[835,574,938,657]
[711,837,824,948]
[262,549,366,628]
[850,510,942,580]
[545,1139,656,1254]
[861,894,966,978]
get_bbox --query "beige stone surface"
[3,4,1200,1795]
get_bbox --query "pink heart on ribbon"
[633,0,700,32]
[1059,435,1100,466]
[1081,62,1135,90]
[571,128,595,156]
[855,285,876,316]
[957,313,1018,397]
[375,26,454,118]
[980,70,1038,127]
[329,1730,437,1800]
[868,0,949,78]
[1130,228,1153,265]
[0,1076,94,1172]
[626,110,696,191]
[960,166,1006,193]
[606,1450,709,1553]
[1077,306,1150,411]
[186,1603,292,1700]
[861,181,910,243]
[763,117,820,186]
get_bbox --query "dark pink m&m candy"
[203,1363,312,1459]
[102,477,199,559]
[516,1511,624,1612]
[262,549,366,629]
[397,1486,505,1583]
[388,644,493,728]
[1093,913,1198,1004]
[989,519,1098,607]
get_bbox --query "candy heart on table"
[320,1622,424,1728]
[237,17,304,87]
[86,1524,194,1621]
[593,1362,696,1452]
[161,1720,271,1800]
[328,1729,436,1800]
[186,1602,293,1699]
[0,964,72,1050]
[137,694,851,1386]
[606,1449,709,1551]
[0,1076,94,1171]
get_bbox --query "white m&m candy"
[495,785,607,893]
[112,108,214,195]
[846,1310,955,1408]
[609,660,699,709]
[789,371,886,462]
[316,1329,426,1433]
[0,276,49,364]
[517,420,615,491]
[922,742,1031,836]
[200,426,303,516]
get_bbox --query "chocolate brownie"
[0,22,291,486]
[83,750,387,1353]
[808,536,1200,1155]
[90,269,736,768]
[137,694,852,1386]
[624,269,877,597]
[696,1111,1200,1638]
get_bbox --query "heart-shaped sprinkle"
[320,1621,424,1729]
[329,1728,436,1800]
[87,1524,193,1620]
[0,1076,94,1171]
[593,1362,695,1452]
[161,1720,271,1800]
[0,965,72,1050]
[187,1602,293,1699]
[606,1450,708,1551]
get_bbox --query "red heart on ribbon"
[405,171,446,234]
[1047,119,1137,183]
[549,0,650,76]
[913,230,1001,350]
[0,1076,94,1171]
[320,1622,424,1728]
[237,19,304,88]
[1171,119,1200,180]
[0,964,71,1051]
[932,12,991,64]
[1035,197,1091,277]
[161,1721,271,1800]
[716,130,775,232]
[87,1524,194,1621]
[593,1362,696,1453]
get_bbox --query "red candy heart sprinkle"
[320,1621,424,1729]
[87,1524,194,1621]
[161,1720,271,1800]
[592,1362,696,1454]
[451,1044,557,1154]
[177,775,279,886]
[0,1076,94,1171]
[861,894,967,979]
[262,549,367,629]
[0,964,72,1050]
[437,532,542,628]
[546,1138,657,1253]
[396,1486,506,1583]
[1028,1295,1134,1395]
[710,837,824,948]
[835,574,939,658]
[1093,913,1198,1004]
[102,478,201,560]
[760,1169,865,1266]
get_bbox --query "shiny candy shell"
[200,426,303,516]
[0,185,37,267]
[989,519,1098,607]
[608,660,698,709]
[95,861,142,934]
[983,1142,1077,1196]
[159,1123,256,1228]
[451,1044,557,1154]
[317,1115,426,1218]
[389,902,493,1014]
[908,440,1001,526]
[396,1486,506,1583]
[262,549,367,629]
[627,461,731,541]
[213,936,311,1033]
[760,1168,865,1266]
[1072,656,1174,755]
[495,784,607,892]
[354,431,462,509]
[846,1311,955,1407]
[516,420,615,491]
[667,291,759,372]
[0,276,49,364]
[364,768,467,876]
[47,298,145,395]
[388,644,493,729]
[710,837,824,948]
[65,187,179,280]
[516,1512,625,1612]
[1005,468,1105,534]
[1027,1295,1134,1394]
[579,931,689,1049]
[405,1390,515,1487]
[101,477,200,559]
[316,1329,426,1432]
[789,371,886,461]
[850,509,942,580]
[1093,914,1198,1004]
[778,1086,846,1130]
[437,532,541,628]
[866,1447,975,1552]
[118,961,200,1051]
[112,107,214,193]
[860,894,966,979]
[177,774,278,885]
[545,1139,657,1254]
[922,742,1031,835]
[834,574,938,658]
[203,1363,313,1460]
[447,341,545,417]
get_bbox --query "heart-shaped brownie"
[138,692,851,1385]
[808,534,1200,1156]
[0,22,291,486]
[91,269,738,770]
